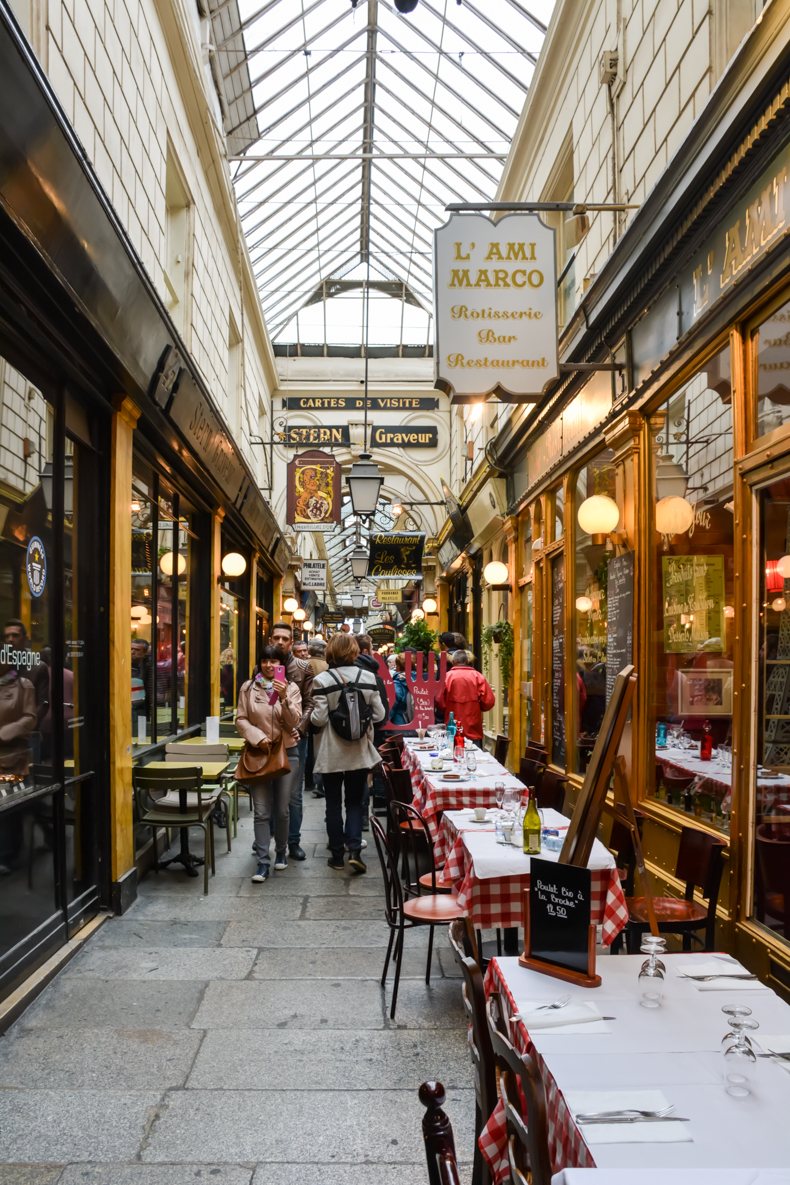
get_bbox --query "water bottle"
[445,711,456,747]
[656,720,668,748]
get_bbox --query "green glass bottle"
[522,788,542,855]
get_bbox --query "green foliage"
[481,620,514,684]
[394,618,438,654]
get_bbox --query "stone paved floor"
[0,795,475,1184]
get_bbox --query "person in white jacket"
[311,632,385,874]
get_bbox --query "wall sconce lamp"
[160,551,187,576]
[220,551,247,578]
[303,620,315,633]
[577,494,621,546]
[655,495,694,538]
[411,607,425,621]
[422,596,438,615]
[282,595,299,615]
[292,607,307,623]
[483,559,510,589]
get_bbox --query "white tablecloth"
[462,808,614,880]
[553,1171,790,1184]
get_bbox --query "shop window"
[753,477,790,948]
[520,511,534,742]
[219,588,239,714]
[552,484,564,543]
[754,296,790,442]
[648,345,735,833]
[573,450,619,775]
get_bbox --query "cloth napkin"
[514,1000,611,1033]
[563,1089,692,1145]
[675,960,769,992]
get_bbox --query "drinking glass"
[638,935,667,1008]
[494,780,505,811]
[720,1004,753,1049]
[723,1018,759,1097]
[465,749,478,775]
[502,786,520,818]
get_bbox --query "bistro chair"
[518,756,546,792]
[132,766,220,895]
[378,740,404,768]
[420,1080,462,1185]
[624,825,726,952]
[534,769,566,813]
[523,742,547,761]
[165,742,229,760]
[164,743,233,849]
[389,799,453,896]
[371,817,465,1019]
[493,734,511,767]
[448,919,495,1185]
[485,995,553,1185]
[755,825,790,939]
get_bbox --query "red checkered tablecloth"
[401,744,523,841]
[479,958,595,1182]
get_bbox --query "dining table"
[437,807,627,947]
[656,745,790,816]
[402,737,524,843]
[481,951,790,1183]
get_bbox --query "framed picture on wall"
[678,668,733,716]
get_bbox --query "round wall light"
[575,595,594,613]
[411,607,425,621]
[655,495,694,536]
[483,560,509,587]
[577,494,620,538]
[293,607,306,622]
[303,621,314,633]
[772,596,787,613]
[131,605,148,619]
[160,551,187,576]
[777,555,790,580]
[283,595,299,614]
[724,604,735,619]
[422,596,438,614]
[221,551,247,578]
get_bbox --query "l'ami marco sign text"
[434,213,558,398]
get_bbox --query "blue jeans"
[288,734,308,847]
[323,769,367,857]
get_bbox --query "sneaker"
[345,839,368,851]
[327,855,345,871]
[289,845,307,861]
[251,863,269,883]
[274,852,288,871]
[347,852,367,875]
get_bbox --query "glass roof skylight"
[224,0,553,351]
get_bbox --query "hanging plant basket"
[481,620,514,684]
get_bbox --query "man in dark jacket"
[271,621,315,860]
[356,634,389,831]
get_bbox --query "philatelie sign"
[434,213,558,399]
[300,560,327,589]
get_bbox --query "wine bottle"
[700,720,713,761]
[454,723,465,763]
[522,788,542,855]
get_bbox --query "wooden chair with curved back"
[485,994,553,1185]
[378,740,403,768]
[625,825,726,952]
[534,769,566,813]
[420,1080,462,1185]
[755,823,790,939]
[523,742,547,761]
[389,798,453,895]
[448,919,495,1185]
[494,734,511,767]
[371,815,465,1019]
[518,756,546,791]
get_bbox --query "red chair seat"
[628,896,707,925]
[765,891,785,918]
[404,894,466,923]
[419,870,453,893]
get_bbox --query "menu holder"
[520,858,600,988]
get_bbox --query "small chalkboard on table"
[520,857,600,988]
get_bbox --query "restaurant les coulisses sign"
[434,213,558,399]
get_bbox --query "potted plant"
[481,619,514,684]
[394,618,438,654]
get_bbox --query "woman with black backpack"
[311,632,386,874]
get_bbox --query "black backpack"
[315,670,374,741]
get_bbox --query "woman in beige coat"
[236,645,302,883]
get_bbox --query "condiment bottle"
[522,788,542,855]
[700,720,713,761]
[454,723,465,763]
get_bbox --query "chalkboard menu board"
[522,858,599,985]
[606,552,634,702]
[551,555,566,766]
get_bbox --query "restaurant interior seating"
[623,824,726,953]
[494,733,511,767]
[132,766,221,895]
[486,994,553,1185]
[448,918,495,1185]
[389,798,453,895]
[660,769,696,806]
[755,824,790,938]
[371,816,465,1019]
[419,1080,462,1185]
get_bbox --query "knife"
[575,1115,690,1125]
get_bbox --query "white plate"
[441,773,470,783]
[467,815,492,823]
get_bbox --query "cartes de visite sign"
[282,395,440,411]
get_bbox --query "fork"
[533,995,570,1011]
[679,973,757,981]
[574,1105,676,1122]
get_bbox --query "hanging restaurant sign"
[377,589,404,604]
[370,425,438,448]
[434,213,558,400]
[281,425,351,447]
[286,450,340,533]
[368,532,425,578]
[282,395,440,411]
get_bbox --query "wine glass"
[638,935,667,1008]
[494,780,505,811]
[465,749,478,775]
[720,1004,753,1049]
[723,1018,759,1097]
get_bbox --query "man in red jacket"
[436,650,495,744]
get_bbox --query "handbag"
[234,734,290,782]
